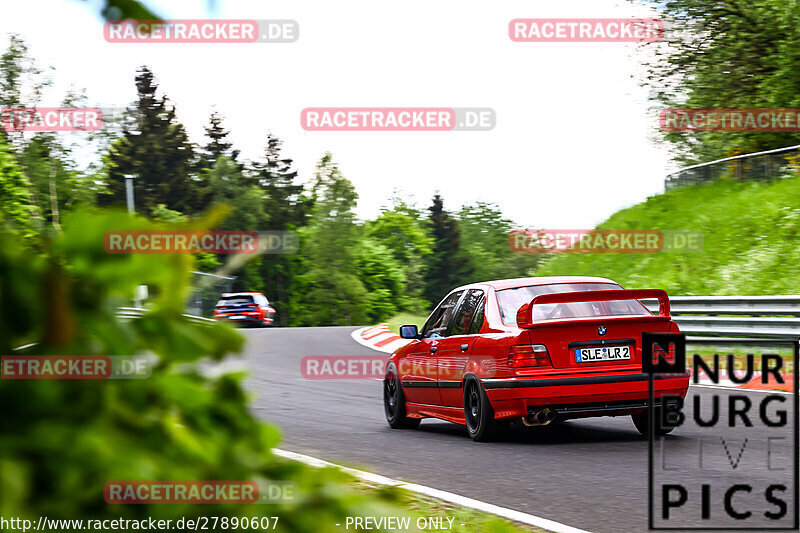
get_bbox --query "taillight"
[508,344,552,368]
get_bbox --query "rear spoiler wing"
[515,289,670,328]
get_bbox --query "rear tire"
[464,379,505,442]
[632,407,676,437]
[384,364,420,429]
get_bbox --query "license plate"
[229,315,247,320]
[575,345,631,362]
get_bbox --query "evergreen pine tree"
[103,66,198,215]
[424,193,474,305]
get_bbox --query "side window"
[421,291,464,338]
[450,289,484,336]
[467,296,485,334]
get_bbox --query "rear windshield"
[217,295,255,306]
[496,283,652,325]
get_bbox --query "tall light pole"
[125,174,135,214]
[124,173,142,308]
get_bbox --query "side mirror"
[399,325,419,339]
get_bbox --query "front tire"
[384,364,420,429]
[463,379,505,441]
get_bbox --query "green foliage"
[202,156,267,232]
[385,312,429,334]
[18,134,92,227]
[151,204,187,223]
[535,174,800,294]
[99,0,162,20]
[366,198,432,313]
[252,134,309,325]
[291,154,369,325]
[0,33,49,112]
[0,136,35,233]
[201,111,239,169]
[457,202,542,283]
[356,238,404,322]
[0,209,415,531]
[423,194,474,305]
[104,67,198,215]
[254,134,308,231]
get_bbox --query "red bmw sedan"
[383,276,690,441]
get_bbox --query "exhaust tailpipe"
[522,408,554,427]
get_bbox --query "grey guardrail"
[641,296,800,339]
[117,307,215,324]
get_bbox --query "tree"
[0,36,102,230]
[196,155,267,291]
[201,110,239,169]
[644,0,800,163]
[0,33,51,147]
[292,153,368,325]
[202,156,266,231]
[104,66,198,215]
[457,202,542,282]
[253,133,308,229]
[252,133,309,325]
[366,196,432,312]
[356,237,405,322]
[424,194,473,305]
[0,136,35,233]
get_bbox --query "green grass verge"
[386,312,429,334]
[533,174,800,294]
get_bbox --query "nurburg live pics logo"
[644,333,799,530]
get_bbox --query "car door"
[436,289,485,407]
[401,290,463,405]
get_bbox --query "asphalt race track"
[242,327,797,533]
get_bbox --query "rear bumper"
[214,314,265,325]
[482,372,689,420]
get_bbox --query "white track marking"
[351,325,411,354]
[272,448,592,533]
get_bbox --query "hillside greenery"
[534,174,800,295]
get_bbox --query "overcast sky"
[1,0,675,228]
